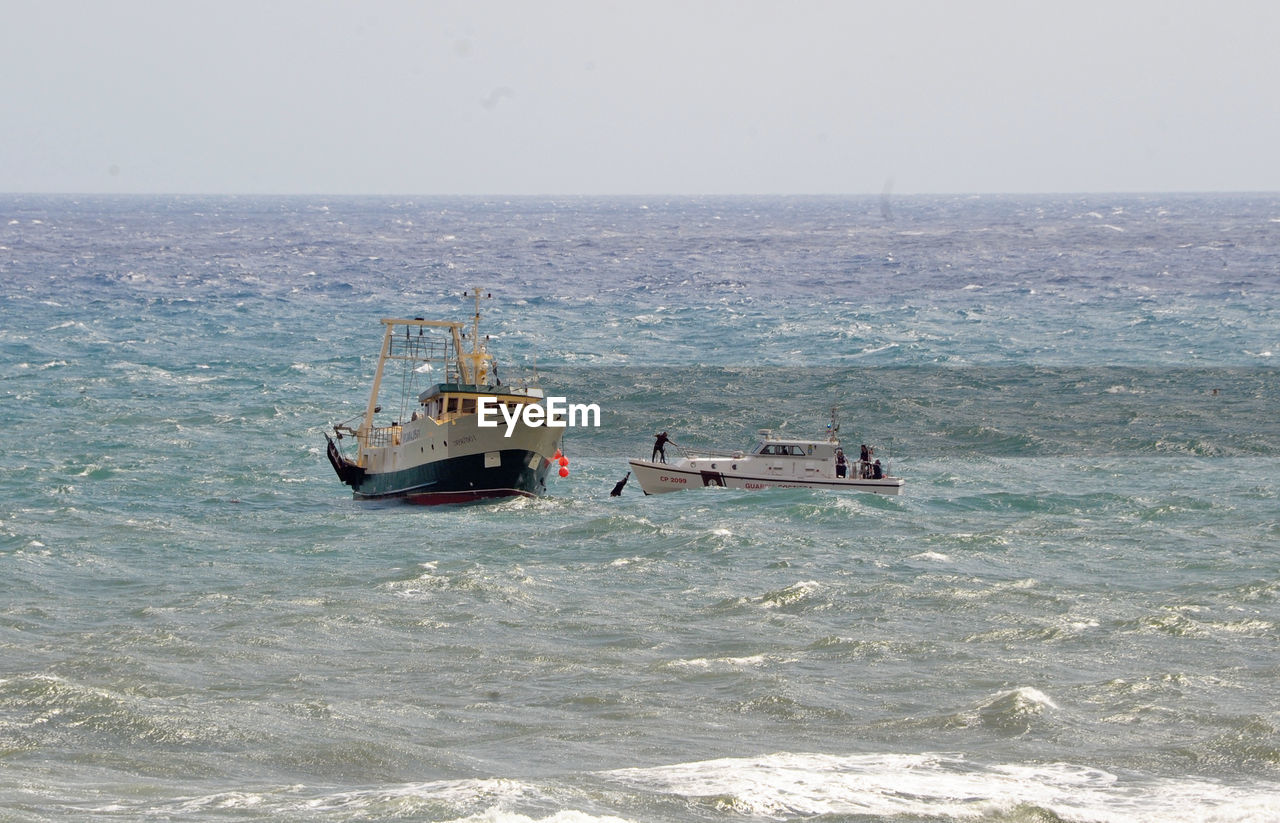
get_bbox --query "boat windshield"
[759,444,808,456]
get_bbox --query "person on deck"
[652,431,675,463]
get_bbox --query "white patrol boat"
[325,289,563,504]
[628,412,903,496]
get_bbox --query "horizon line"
[4,189,1279,199]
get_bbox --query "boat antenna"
[469,287,487,351]
[828,406,840,443]
[460,287,493,385]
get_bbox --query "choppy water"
[2,194,1278,821]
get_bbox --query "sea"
[1,193,1278,822]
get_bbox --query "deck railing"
[362,425,401,448]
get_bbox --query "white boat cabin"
[677,434,886,481]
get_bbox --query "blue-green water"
[1,194,1278,821]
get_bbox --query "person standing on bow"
[652,431,676,463]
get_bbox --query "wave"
[64,749,1279,821]
[602,750,1280,822]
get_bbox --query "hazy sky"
[3,1,1277,195]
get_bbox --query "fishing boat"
[627,411,903,496]
[325,289,563,504]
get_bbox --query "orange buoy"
[558,467,569,478]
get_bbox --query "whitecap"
[665,654,767,672]
[990,685,1059,710]
[852,342,898,357]
[758,580,822,609]
[445,812,634,823]
[602,750,1279,822]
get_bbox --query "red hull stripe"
[397,488,537,506]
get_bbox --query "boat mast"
[459,287,493,386]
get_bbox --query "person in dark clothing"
[611,472,630,496]
[872,459,883,479]
[652,431,675,463]
[835,448,847,478]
